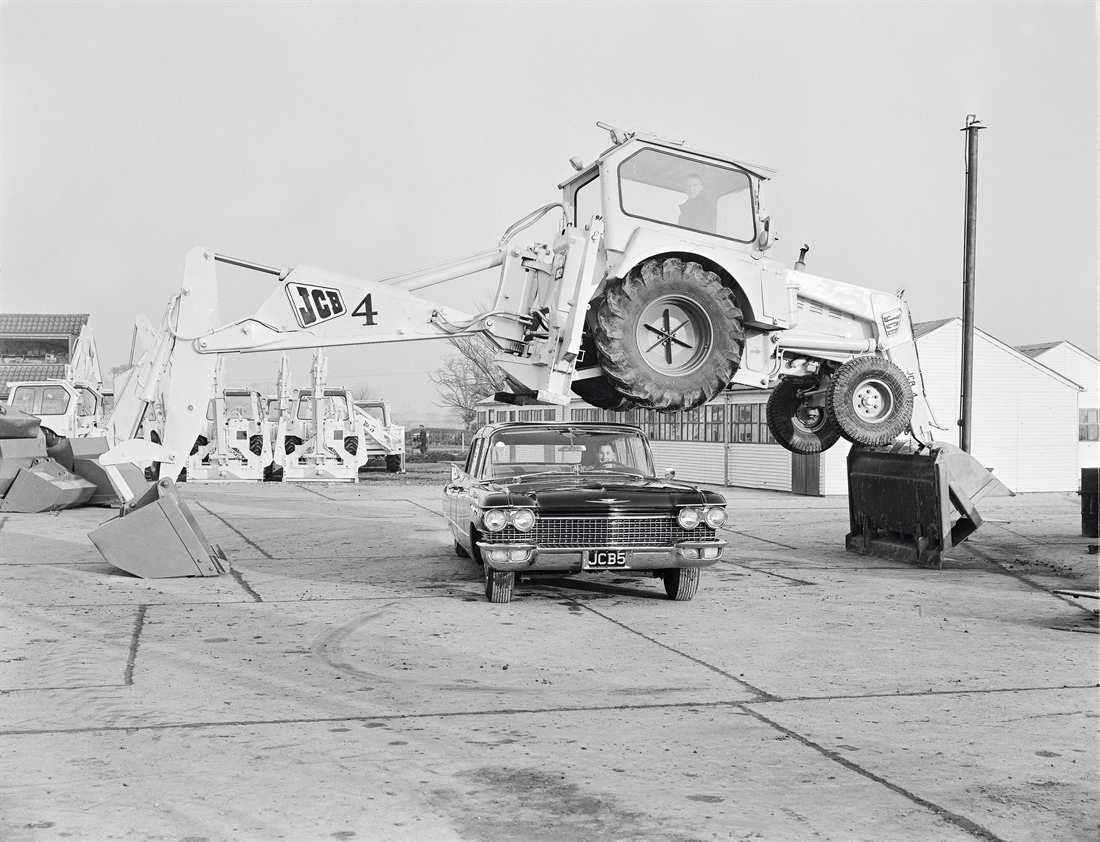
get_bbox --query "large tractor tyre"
[385,454,402,472]
[284,436,302,456]
[145,430,162,482]
[766,380,842,454]
[662,567,700,601]
[571,374,634,411]
[595,258,745,411]
[249,435,264,456]
[190,435,208,457]
[343,436,359,456]
[40,426,62,449]
[484,565,516,603]
[826,355,914,446]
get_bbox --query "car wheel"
[663,567,700,601]
[469,529,484,567]
[595,257,744,411]
[826,356,913,446]
[484,565,515,603]
[766,379,842,454]
[454,539,469,558]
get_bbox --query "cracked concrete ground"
[1,467,1097,841]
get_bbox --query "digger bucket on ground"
[845,441,1013,569]
[48,437,151,507]
[89,477,227,578]
[0,458,97,513]
[0,437,48,497]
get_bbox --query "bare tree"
[351,383,376,402]
[429,335,505,428]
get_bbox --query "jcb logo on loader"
[286,284,346,329]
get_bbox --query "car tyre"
[454,539,469,558]
[663,567,700,601]
[826,356,913,446]
[766,379,842,454]
[595,257,744,411]
[485,565,515,603]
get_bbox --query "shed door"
[791,452,820,496]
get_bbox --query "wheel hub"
[636,296,712,375]
[852,379,894,423]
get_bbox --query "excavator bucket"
[89,477,226,578]
[0,458,97,513]
[48,437,151,507]
[845,441,1013,569]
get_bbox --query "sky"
[2,1,1097,425]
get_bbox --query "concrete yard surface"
[1,469,1097,842]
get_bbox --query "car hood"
[477,474,723,514]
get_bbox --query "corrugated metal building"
[476,319,1083,494]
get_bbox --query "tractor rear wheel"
[766,379,842,454]
[827,356,913,446]
[249,435,264,456]
[284,436,302,456]
[385,454,402,472]
[595,258,744,411]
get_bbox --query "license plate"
[584,549,632,569]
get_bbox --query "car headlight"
[704,507,727,528]
[511,508,536,532]
[677,507,702,529]
[483,509,508,532]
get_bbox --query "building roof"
[912,318,956,340]
[0,314,89,336]
[0,364,70,400]
[1015,341,1064,358]
[914,318,1085,391]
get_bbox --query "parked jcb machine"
[185,358,272,482]
[94,123,1006,577]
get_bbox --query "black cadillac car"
[443,422,728,603]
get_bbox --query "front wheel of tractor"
[826,356,913,446]
[766,379,842,454]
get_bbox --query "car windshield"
[484,427,655,479]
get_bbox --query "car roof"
[478,421,645,437]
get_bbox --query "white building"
[476,319,1084,495]
[1016,340,1099,471]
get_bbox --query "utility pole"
[960,115,984,453]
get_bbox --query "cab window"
[76,387,98,417]
[10,386,37,414]
[40,387,70,415]
[618,148,755,242]
[573,174,601,228]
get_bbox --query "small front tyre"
[827,356,913,446]
[484,566,515,603]
[454,539,469,559]
[662,567,700,601]
[766,379,842,454]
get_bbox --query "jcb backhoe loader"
[94,122,1007,575]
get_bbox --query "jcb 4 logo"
[286,284,345,328]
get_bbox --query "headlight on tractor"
[704,506,727,528]
[511,508,536,532]
[677,508,702,529]
[483,509,508,532]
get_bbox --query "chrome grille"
[485,515,716,547]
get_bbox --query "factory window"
[730,403,776,444]
[1080,409,1099,441]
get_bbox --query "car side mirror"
[450,464,461,482]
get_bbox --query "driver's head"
[597,444,615,465]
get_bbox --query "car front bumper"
[476,540,727,572]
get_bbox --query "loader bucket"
[0,437,48,497]
[89,477,226,578]
[845,441,1013,569]
[0,404,42,439]
[48,437,151,507]
[0,458,97,513]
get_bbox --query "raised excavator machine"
[274,348,367,482]
[94,122,1007,575]
[184,357,273,482]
